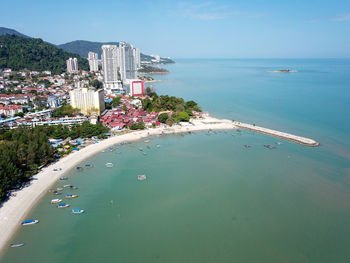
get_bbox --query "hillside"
[0,34,89,74]
[59,40,175,63]
[0,27,28,38]
[58,40,119,58]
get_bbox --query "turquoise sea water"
[1,59,350,263]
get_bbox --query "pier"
[234,122,319,147]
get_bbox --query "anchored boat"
[65,194,78,199]
[57,203,70,208]
[22,219,39,225]
[10,243,24,248]
[50,199,62,204]
[72,209,84,214]
[138,174,147,181]
[105,163,113,168]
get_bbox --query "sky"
[1,0,350,58]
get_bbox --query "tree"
[177,112,190,122]
[130,122,145,130]
[158,113,168,123]
[14,112,24,117]
[112,97,122,107]
[90,79,103,89]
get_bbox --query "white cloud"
[331,13,350,22]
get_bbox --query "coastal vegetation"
[0,121,109,200]
[0,127,54,201]
[0,34,89,74]
[130,121,145,130]
[138,65,169,74]
[141,92,201,114]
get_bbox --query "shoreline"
[0,115,320,255]
[0,115,235,255]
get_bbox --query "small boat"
[53,168,62,171]
[22,219,39,225]
[70,186,79,190]
[48,189,56,193]
[85,163,93,168]
[139,148,143,151]
[50,199,62,204]
[105,163,113,168]
[72,209,84,214]
[264,144,276,149]
[53,191,61,195]
[57,203,70,208]
[144,139,151,143]
[156,145,161,148]
[143,152,147,156]
[60,177,68,180]
[276,142,283,145]
[76,166,83,171]
[10,243,24,248]
[65,194,78,199]
[146,145,151,149]
[63,184,71,188]
[244,144,251,148]
[56,187,63,191]
[137,174,147,181]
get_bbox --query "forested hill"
[0,34,89,74]
[58,40,175,63]
[58,40,119,58]
[0,27,29,38]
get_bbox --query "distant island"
[273,69,297,73]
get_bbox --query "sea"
[1,59,350,263]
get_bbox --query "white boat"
[57,203,70,208]
[22,219,39,225]
[156,145,161,148]
[105,163,113,168]
[10,243,24,248]
[50,199,62,204]
[65,194,78,199]
[72,209,84,214]
[137,174,147,181]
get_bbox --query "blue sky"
[2,0,350,58]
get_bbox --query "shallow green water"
[2,131,350,262]
[2,59,350,262]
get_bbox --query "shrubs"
[158,113,169,123]
[130,122,145,130]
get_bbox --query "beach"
[0,115,236,254]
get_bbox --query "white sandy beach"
[0,115,236,254]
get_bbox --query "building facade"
[66,58,78,73]
[88,52,99,72]
[70,88,105,115]
[101,45,120,91]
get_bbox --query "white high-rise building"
[66,58,78,73]
[118,42,137,80]
[88,52,99,72]
[101,45,120,91]
[134,48,141,69]
[70,87,105,115]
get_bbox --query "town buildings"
[70,87,105,115]
[66,58,79,73]
[88,52,99,72]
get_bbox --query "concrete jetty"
[234,122,319,147]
